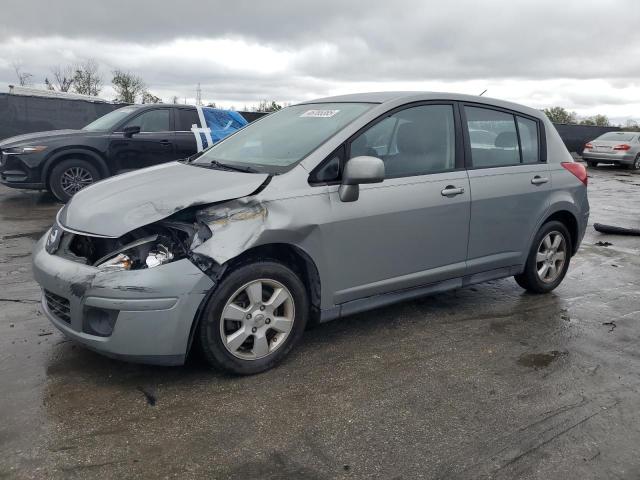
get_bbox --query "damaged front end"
[60,213,214,274]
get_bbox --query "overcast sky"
[1,0,640,122]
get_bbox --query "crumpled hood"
[59,161,269,237]
[0,129,83,147]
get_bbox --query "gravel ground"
[0,165,639,479]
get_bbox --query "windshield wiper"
[209,159,259,173]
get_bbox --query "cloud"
[1,0,639,118]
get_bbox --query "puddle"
[517,350,567,369]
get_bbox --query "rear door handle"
[159,140,171,146]
[441,185,465,197]
[531,176,549,185]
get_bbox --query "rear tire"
[198,261,309,375]
[627,154,640,171]
[49,158,101,203]
[515,221,572,294]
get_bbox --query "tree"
[542,107,576,124]
[44,78,55,90]
[171,95,180,104]
[254,100,282,112]
[142,91,162,104]
[580,114,610,127]
[592,114,610,127]
[112,70,146,103]
[73,59,102,96]
[12,62,33,87]
[50,64,75,92]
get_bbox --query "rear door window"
[465,106,541,167]
[465,107,519,167]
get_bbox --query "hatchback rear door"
[462,104,551,276]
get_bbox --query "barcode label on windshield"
[300,109,340,118]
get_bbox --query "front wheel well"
[224,243,322,325]
[543,211,579,255]
[43,151,108,188]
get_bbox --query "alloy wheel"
[60,166,94,195]
[535,231,567,283]
[219,279,295,360]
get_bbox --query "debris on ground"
[602,321,617,332]
[37,332,53,336]
[594,223,640,236]
[137,387,157,406]
[595,241,613,247]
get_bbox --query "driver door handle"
[531,176,549,185]
[441,185,465,197]
[159,140,171,146]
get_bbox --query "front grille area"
[44,290,71,324]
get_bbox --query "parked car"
[0,104,248,202]
[582,131,640,169]
[33,92,589,375]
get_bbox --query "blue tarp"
[194,107,248,150]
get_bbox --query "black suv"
[0,104,248,202]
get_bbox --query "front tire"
[49,158,101,203]
[198,261,309,375]
[627,154,640,171]
[515,221,572,294]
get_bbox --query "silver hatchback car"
[33,92,589,374]
[582,131,640,170]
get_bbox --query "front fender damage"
[192,197,269,266]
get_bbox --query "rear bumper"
[32,234,215,365]
[582,151,636,164]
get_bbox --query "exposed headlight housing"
[3,145,48,155]
[98,253,133,271]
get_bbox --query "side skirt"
[319,265,522,323]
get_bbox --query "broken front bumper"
[32,234,214,365]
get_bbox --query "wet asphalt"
[0,165,639,479]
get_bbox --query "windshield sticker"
[300,109,340,118]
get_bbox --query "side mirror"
[123,125,141,138]
[339,155,385,202]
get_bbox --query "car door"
[322,102,471,304]
[462,104,551,275]
[109,107,175,172]
[173,107,201,159]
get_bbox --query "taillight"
[561,162,588,186]
[613,144,631,151]
[584,142,593,150]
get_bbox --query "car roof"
[299,91,544,119]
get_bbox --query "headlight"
[96,239,176,271]
[145,245,174,268]
[3,145,48,155]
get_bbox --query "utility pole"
[196,83,202,106]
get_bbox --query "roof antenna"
[479,89,487,96]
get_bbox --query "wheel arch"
[222,243,322,325]
[541,210,579,256]
[41,148,110,188]
[186,242,322,359]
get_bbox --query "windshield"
[82,106,140,132]
[596,132,636,142]
[192,102,374,173]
